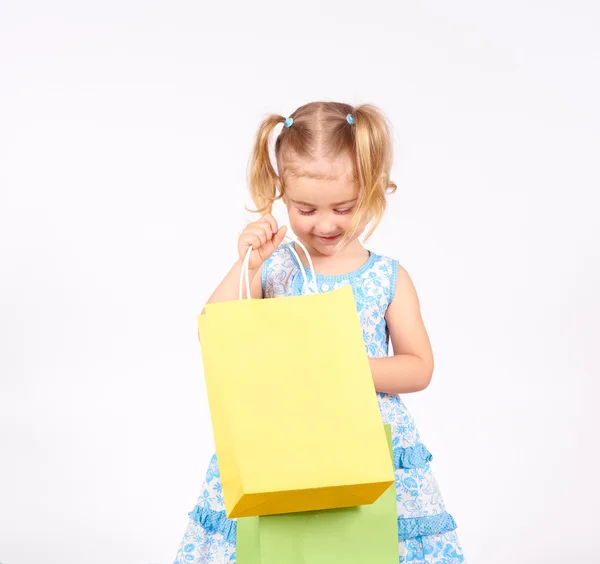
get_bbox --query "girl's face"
[281,153,363,257]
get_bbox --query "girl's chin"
[309,238,344,256]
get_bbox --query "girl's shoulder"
[364,250,400,279]
[358,250,401,305]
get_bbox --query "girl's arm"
[369,265,434,394]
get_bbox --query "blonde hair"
[248,101,397,242]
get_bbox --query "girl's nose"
[315,217,339,236]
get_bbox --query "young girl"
[174,101,466,564]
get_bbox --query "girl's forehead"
[284,172,359,207]
[281,153,359,206]
[282,153,356,182]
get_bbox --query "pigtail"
[247,114,286,214]
[345,104,397,242]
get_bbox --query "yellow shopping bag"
[198,240,394,518]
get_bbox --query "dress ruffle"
[188,505,458,545]
[397,511,457,540]
[188,504,237,544]
[394,442,433,468]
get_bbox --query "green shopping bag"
[236,425,399,564]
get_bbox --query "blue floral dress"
[174,244,467,563]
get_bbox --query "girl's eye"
[334,208,353,215]
[298,209,316,216]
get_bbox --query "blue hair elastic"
[284,117,294,128]
[346,113,356,125]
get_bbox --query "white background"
[1,1,599,563]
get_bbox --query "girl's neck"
[295,238,370,277]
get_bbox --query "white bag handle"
[239,237,318,300]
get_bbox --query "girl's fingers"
[257,222,274,244]
[260,214,278,235]
[244,226,268,246]
[238,217,284,267]
[272,225,287,248]
[258,225,287,264]
[240,232,262,251]
[250,233,263,250]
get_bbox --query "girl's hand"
[238,214,287,271]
